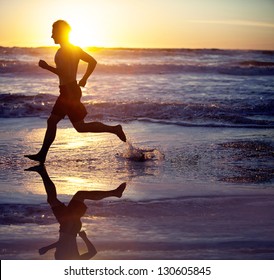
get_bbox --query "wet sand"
[1,194,274,260]
[0,118,274,260]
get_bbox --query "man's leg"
[72,120,126,142]
[72,182,126,203]
[25,114,63,163]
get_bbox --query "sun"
[69,20,93,47]
[67,18,107,47]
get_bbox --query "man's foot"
[116,125,127,142]
[24,153,45,164]
[114,182,127,198]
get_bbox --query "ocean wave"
[0,93,55,118]
[0,60,44,75]
[97,62,274,75]
[1,59,274,76]
[137,118,274,129]
[239,60,274,67]
[1,93,273,128]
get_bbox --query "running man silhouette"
[26,165,126,260]
[25,20,126,164]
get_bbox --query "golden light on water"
[23,125,126,197]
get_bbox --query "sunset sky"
[0,0,274,50]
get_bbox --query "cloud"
[188,19,274,29]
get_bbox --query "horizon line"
[0,45,273,52]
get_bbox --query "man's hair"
[52,20,71,34]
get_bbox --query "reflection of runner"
[26,165,126,259]
[25,20,126,164]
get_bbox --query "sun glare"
[70,24,92,47]
[66,17,106,47]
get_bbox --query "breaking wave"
[1,93,274,128]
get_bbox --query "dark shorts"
[52,200,87,235]
[52,81,87,122]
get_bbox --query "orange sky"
[0,0,274,49]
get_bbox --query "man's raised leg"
[72,120,127,142]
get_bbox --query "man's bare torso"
[55,44,81,85]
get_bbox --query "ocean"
[0,47,274,259]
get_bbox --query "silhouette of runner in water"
[25,20,126,164]
[26,165,126,259]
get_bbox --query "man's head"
[51,20,71,44]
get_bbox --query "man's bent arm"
[78,50,97,87]
[79,231,97,259]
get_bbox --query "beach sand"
[1,118,274,260]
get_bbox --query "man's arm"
[78,231,97,260]
[78,49,97,87]
[39,60,59,76]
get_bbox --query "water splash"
[118,141,165,162]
